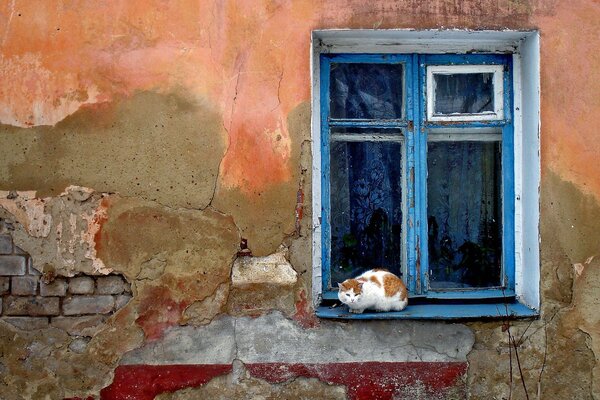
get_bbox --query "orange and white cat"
[338,269,408,313]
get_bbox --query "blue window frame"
[317,52,535,319]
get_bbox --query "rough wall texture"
[0,0,599,399]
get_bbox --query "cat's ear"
[357,282,364,289]
[337,283,343,289]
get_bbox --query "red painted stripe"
[246,362,467,400]
[70,362,466,400]
[99,364,232,400]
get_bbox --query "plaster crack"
[207,59,245,210]
[233,317,240,361]
[269,70,284,113]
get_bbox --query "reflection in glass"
[330,63,404,119]
[330,141,402,286]
[427,141,502,289]
[433,73,494,115]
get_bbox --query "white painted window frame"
[311,30,541,312]
[426,64,504,121]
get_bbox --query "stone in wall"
[227,246,300,318]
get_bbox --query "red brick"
[0,234,12,254]
[40,279,67,296]
[0,277,9,295]
[96,276,127,294]
[2,316,49,330]
[50,315,106,336]
[68,276,95,294]
[3,296,60,316]
[11,276,38,295]
[62,296,114,315]
[0,255,26,275]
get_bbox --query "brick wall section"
[0,232,132,334]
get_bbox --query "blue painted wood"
[316,302,538,320]
[426,289,516,299]
[319,52,516,312]
[324,53,414,64]
[320,53,412,294]
[502,56,516,291]
[415,54,428,295]
[425,120,508,128]
[420,53,510,66]
[419,53,515,299]
[328,119,408,128]
[320,55,332,293]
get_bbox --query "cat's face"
[338,280,363,305]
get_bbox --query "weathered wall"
[1,0,599,399]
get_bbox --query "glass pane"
[427,141,502,289]
[433,73,494,115]
[330,63,404,119]
[330,141,403,286]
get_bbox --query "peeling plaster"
[0,188,111,276]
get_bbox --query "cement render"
[121,311,474,365]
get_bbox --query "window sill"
[316,302,538,320]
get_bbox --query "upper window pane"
[427,65,504,121]
[433,73,494,114]
[330,63,404,119]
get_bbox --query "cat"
[338,268,408,313]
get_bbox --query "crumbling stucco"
[0,91,226,209]
[467,171,600,400]
[0,187,110,276]
[0,0,600,399]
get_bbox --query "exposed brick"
[0,277,9,295]
[11,276,38,295]
[51,315,106,336]
[62,296,114,315]
[28,258,40,275]
[2,316,49,330]
[13,246,27,255]
[115,294,132,310]
[68,276,95,294]
[0,234,12,254]
[40,279,67,297]
[3,296,60,316]
[0,255,26,275]
[96,275,127,294]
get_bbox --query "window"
[311,31,540,319]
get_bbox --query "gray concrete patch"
[121,316,237,365]
[120,311,474,365]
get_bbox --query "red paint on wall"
[135,285,189,341]
[98,364,232,400]
[247,362,467,400]
[92,197,111,256]
[91,362,465,400]
[292,289,320,329]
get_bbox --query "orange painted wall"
[1,0,599,199]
